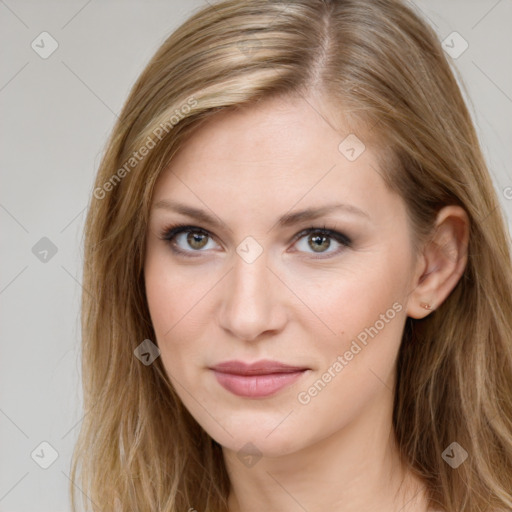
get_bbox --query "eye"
[291,226,352,258]
[159,223,352,259]
[159,224,220,257]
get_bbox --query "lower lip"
[212,370,307,398]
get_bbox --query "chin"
[197,407,311,459]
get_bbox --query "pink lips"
[210,359,309,398]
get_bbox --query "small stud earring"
[420,302,432,310]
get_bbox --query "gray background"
[0,1,511,510]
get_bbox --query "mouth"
[209,359,310,398]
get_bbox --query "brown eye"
[308,233,331,252]
[292,227,352,258]
[186,231,209,250]
[161,224,219,256]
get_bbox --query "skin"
[144,92,469,512]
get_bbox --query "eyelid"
[289,226,352,247]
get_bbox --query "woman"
[71,0,512,511]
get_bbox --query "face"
[144,94,420,458]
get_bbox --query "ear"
[406,205,470,319]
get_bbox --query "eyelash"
[158,223,352,259]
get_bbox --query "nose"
[217,250,287,342]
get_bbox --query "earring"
[420,302,433,310]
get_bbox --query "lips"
[209,359,309,398]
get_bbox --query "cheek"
[288,265,407,445]
[144,253,216,373]
[301,278,406,388]
[284,249,410,410]
[284,248,409,344]
[145,249,205,331]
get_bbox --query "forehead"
[151,94,398,224]
[167,94,365,173]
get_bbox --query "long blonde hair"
[71,0,512,510]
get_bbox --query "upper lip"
[210,359,309,376]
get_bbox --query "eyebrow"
[152,199,370,230]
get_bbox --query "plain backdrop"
[1,1,511,510]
